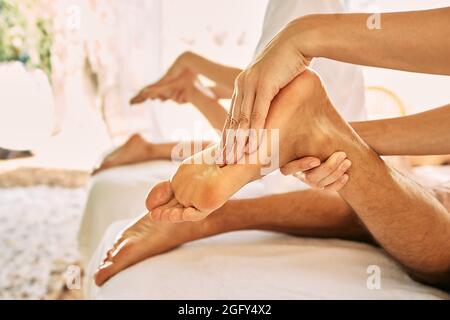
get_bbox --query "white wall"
[146,0,268,142]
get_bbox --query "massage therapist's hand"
[219,17,315,163]
[131,52,196,105]
[281,152,351,192]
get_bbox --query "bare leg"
[97,70,450,289]
[95,70,370,285]
[336,142,450,288]
[92,134,212,175]
[94,189,369,285]
[153,71,450,289]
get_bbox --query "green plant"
[0,0,53,76]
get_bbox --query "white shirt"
[254,0,367,122]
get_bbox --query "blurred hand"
[130,52,196,105]
[280,152,351,192]
[218,19,312,163]
[134,70,201,105]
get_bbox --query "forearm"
[299,8,450,75]
[351,105,450,155]
[185,51,242,93]
[189,88,228,131]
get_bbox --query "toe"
[182,207,209,222]
[150,207,163,221]
[151,198,179,221]
[95,239,137,286]
[168,207,184,223]
[146,181,174,211]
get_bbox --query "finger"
[280,157,322,176]
[145,181,174,211]
[159,200,182,221]
[317,159,352,188]
[247,89,272,154]
[178,90,188,104]
[168,206,185,223]
[234,125,248,164]
[151,198,179,222]
[131,86,161,104]
[172,89,183,103]
[135,83,168,101]
[234,89,255,163]
[224,88,244,164]
[182,207,209,222]
[303,152,347,185]
[216,94,236,166]
[324,174,349,192]
[130,86,151,105]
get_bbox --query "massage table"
[79,161,450,300]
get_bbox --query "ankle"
[293,96,354,160]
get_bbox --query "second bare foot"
[92,134,155,175]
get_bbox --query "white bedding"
[87,221,449,300]
[78,160,306,264]
[80,161,450,300]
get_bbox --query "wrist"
[288,14,330,59]
[350,120,388,155]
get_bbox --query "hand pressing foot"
[281,152,351,192]
[148,69,351,222]
[92,134,155,175]
[95,69,356,285]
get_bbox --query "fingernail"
[247,130,259,154]
[225,145,237,164]
[339,174,349,184]
[214,146,222,162]
[308,160,321,169]
[341,160,352,170]
[338,153,347,162]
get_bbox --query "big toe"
[146,180,174,211]
[95,239,140,286]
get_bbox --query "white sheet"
[86,221,449,300]
[78,160,307,265]
[80,162,450,300]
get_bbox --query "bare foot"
[130,69,202,105]
[92,134,154,175]
[148,69,345,222]
[94,185,219,286]
[95,69,349,285]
